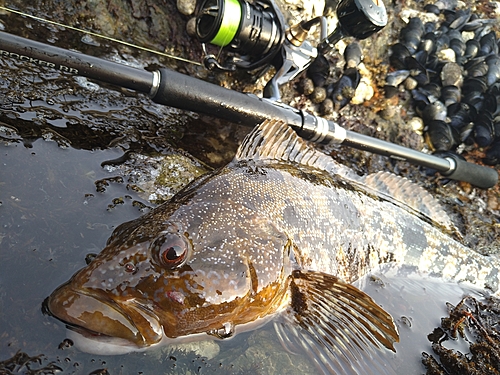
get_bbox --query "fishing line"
[0,6,202,66]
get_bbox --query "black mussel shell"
[384,85,399,98]
[474,112,495,147]
[462,76,488,95]
[424,3,440,15]
[466,56,489,78]
[419,32,437,54]
[449,38,466,58]
[482,92,500,117]
[390,43,413,70]
[486,55,500,86]
[483,139,500,165]
[463,18,496,32]
[435,33,450,51]
[448,102,473,129]
[424,22,436,34]
[486,83,500,116]
[307,54,330,87]
[406,56,429,85]
[412,89,432,108]
[344,42,363,69]
[401,18,425,53]
[414,50,429,66]
[446,29,463,42]
[426,119,460,151]
[385,70,411,98]
[447,8,472,30]
[328,67,360,110]
[301,77,315,95]
[420,101,447,124]
[441,85,461,106]
[418,82,442,102]
[386,70,411,87]
[479,31,498,56]
[464,39,480,60]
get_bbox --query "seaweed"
[423,296,500,375]
[0,350,62,375]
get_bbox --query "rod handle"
[442,153,498,189]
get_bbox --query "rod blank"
[0,31,497,188]
[0,31,154,94]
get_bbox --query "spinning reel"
[194,0,388,100]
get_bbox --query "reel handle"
[318,0,388,54]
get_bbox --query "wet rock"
[105,152,210,204]
[167,340,220,360]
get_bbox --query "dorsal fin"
[361,171,457,234]
[236,120,458,235]
[234,119,356,179]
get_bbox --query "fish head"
[46,172,293,352]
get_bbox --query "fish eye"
[151,233,189,269]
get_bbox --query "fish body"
[46,120,500,374]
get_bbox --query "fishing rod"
[0,2,497,188]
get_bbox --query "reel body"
[194,0,388,100]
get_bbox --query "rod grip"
[442,153,498,189]
[151,68,304,128]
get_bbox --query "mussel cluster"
[303,41,363,113]
[385,0,500,165]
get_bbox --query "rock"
[167,340,220,360]
[177,0,196,15]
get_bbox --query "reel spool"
[195,0,285,70]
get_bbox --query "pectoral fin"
[275,270,399,375]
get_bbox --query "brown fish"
[45,120,500,374]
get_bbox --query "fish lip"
[46,285,163,348]
[65,321,110,339]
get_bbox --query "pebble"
[177,0,196,15]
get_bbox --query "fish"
[45,119,500,375]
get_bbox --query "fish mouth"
[44,283,163,349]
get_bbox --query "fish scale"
[46,119,500,375]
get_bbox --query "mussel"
[441,85,461,106]
[327,67,361,110]
[387,0,500,164]
[473,112,496,147]
[484,140,500,165]
[401,17,425,54]
[344,42,363,69]
[426,119,460,151]
[307,54,330,87]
